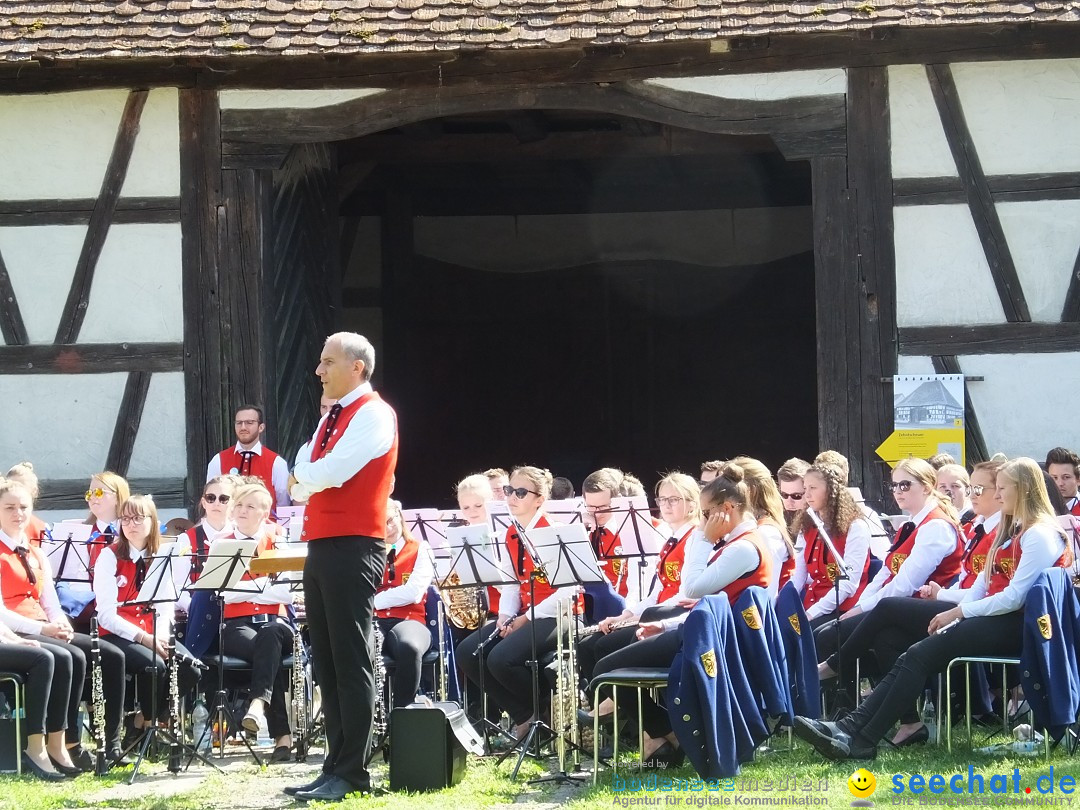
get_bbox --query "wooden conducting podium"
[249,546,307,575]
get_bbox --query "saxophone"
[372,621,387,741]
[440,572,485,631]
[167,621,182,773]
[89,616,108,775]
[292,627,308,762]
[551,599,580,772]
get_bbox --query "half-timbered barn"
[2,2,1079,514]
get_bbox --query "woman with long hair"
[936,463,975,529]
[795,457,1072,759]
[727,457,796,595]
[5,463,48,547]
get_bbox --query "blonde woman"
[796,457,1071,759]
[5,463,48,547]
[176,476,236,615]
[936,463,975,528]
[727,457,796,596]
[455,473,499,621]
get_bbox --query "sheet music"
[128,542,181,604]
[602,496,666,557]
[528,524,606,587]
[543,498,585,525]
[435,523,516,588]
[276,506,306,542]
[42,524,95,581]
[487,500,513,535]
[402,508,452,556]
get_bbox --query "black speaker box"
[389,703,469,792]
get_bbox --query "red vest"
[959,523,998,590]
[1070,499,1080,518]
[758,518,794,592]
[593,526,629,598]
[883,507,964,591]
[505,515,556,612]
[215,446,283,513]
[87,525,113,572]
[987,531,1073,596]
[218,533,287,620]
[375,535,428,623]
[0,544,47,621]
[302,393,398,542]
[707,529,774,605]
[99,542,155,637]
[802,525,870,612]
[655,526,693,603]
[26,516,48,549]
[183,526,210,583]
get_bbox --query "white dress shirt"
[497,512,578,620]
[374,539,435,613]
[857,500,959,612]
[804,517,872,621]
[790,532,808,594]
[958,523,1065,617]
[93,545,173,641]
[681,519,763,601]
[174,519,233,614]
[0,529,66,635]
[290,383,396,502]
[207,440,292,508]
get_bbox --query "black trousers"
[845,611,1024,744]
[377,617,431,709]
[108,637,202,727]
[594,629,683,739]
[0,642,65,736]
[221,617,293,739]
[305,537,386,790]
[25,632,125,749]
[457,617,561,725]
[813,611,867,665]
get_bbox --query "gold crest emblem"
[534,571,548,585]
[664,561,681,582]
[401,572,411,584]
[889,553,908,575]
[825,562,839,582]
[700,650,717,678]
[971,554,986,574]
[997,558,1015,578]
[1038,614,1053,640]
[788,614,801,635]
[741,606,762,631]
[611,559,623,576]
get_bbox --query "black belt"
[225,613,287,627]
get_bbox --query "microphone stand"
[808,508,853,713]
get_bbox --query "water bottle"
[192,699,210,752]
[921,690,937,743]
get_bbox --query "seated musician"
[5,463,48,547]
[590,464,774,767]
[57,472,130,633]
[212,483,294,762]
[177,476,236,616]
[456,466,576,740]
[725,457,797,596]
[776,457,810,527]
[582,468,630,601]
[795,457,1072,760]
[375,500,434,708]
[0,478,125,772]
[455,473,498,628]
[936,463,976,530]
[813,457,965,666]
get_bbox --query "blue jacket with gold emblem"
[1020,567,1080,741]
[668,596,769,779]
[732,586,793,724]
[775,582,820,719]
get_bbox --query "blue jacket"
[731,586,793,725]
[668,596,769,779]
[582,580,627,625]
[1020,568,1080,741]
[774,582,820,719]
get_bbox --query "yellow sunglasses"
[84,487,115,502]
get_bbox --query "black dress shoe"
[108,748,133,767]
[24,755,67,781]
[283,771,331,796]
[295,775,365,802]
[890,724,930,748]
[642,741,686,770]
[578,708,614,729]
[69,746,95,772]
[47,754,83,776]
[792,716,875,761]
[269,745,292,763]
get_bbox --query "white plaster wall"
[0,224,86,344]
[953,59,1080,176]
[897,356,936,376]
[0,373,126,478]
[894,205,1005,327]
[997,200,1080,323]
[0,90,127,200]
[80,223,184,343]
[648,69,846,100]
[219,88,384,109]
[126,372,187,478]
[122,88,181,198]
[888,64,957,179]
[412,208,813,273]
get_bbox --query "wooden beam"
[0,342,183,373]
[899,322,1080,355]
[0,248,28,346]
[55,90,149,345]
[931,355,989,464]
[105,371,152,475]
[0,197,181,227]
[894,172,1080,206]
[222,82,845,144]
[926,64,1030,323]
[1062,244,1080,322]
[38,477,186,511]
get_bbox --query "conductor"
[285,332,398,802]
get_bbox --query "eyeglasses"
[119,515,148,525]
[235,419,260,427]
[779,491,804,501]
[84,487,115,501]
[203,493,230,504]
[888,480,915,493]
[503,486,539,499]
[971,484,987,496]
[656,496,686,507]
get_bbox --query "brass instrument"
[435,598,448,702]
[292,626,308,761]
[551,598,581,772]
[439,571,485,631]
[89,616,108,775]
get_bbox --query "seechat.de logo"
[848,768,877,806]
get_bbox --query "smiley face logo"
[848,768,876,799]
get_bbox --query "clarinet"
[292,626,308,762]
[89,616,109,775]
[372,622,387,741]
[167,620,182,773]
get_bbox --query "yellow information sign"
[875,427,965,468]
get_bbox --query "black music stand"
[594,497,667,604]
[808,508,854,716]
[439,523,519,754]
[182,539,265,768]
[43,526,109,617]
[121,543,219,783]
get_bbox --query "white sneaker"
[242,701,265,734]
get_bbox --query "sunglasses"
[119,514,148,525]
[503,485,539,499]
[780,491,804,501]
[203,493,230,504]
[85,487,115,501]
[888,480,915,493]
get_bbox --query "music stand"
[499,523,602,784]
[591,497,666,604]
[182,539,264,767]
[44,525,108,615]
[807,508,854,715]
[437,523,518,753]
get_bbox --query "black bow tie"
[14,547,36,586]
[134,556,148,590]
[890,521,916,552]
[387,547,397,582]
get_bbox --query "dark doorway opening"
[337,111,818,506]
